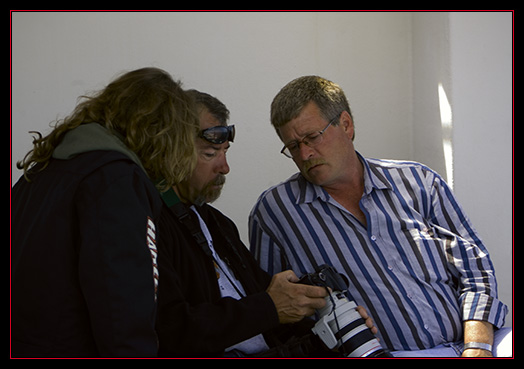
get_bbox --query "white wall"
[11,11,413,237]
[449,12,513,326]
[410,11,513,326]
[412,12,451,182]
[11,11,512,325]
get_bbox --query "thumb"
[281,269,299,283]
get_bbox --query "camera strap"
[160,187,212,258]
[160,187,246,298]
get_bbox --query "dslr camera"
[298,264,392,357]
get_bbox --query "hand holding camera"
[297,264,392,357]
[266,270,329,324]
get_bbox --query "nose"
[217,152,230,175]
[298,142,315,161]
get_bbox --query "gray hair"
[270,75,354,139]
[186,89,230,126]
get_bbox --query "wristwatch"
[463,342,493,353]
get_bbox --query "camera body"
[298,264,391,358]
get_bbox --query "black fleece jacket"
[11,124,162,357]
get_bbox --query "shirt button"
[424,324,429,330]
[387,265,393,271]
[370,235,377,241]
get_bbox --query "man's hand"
[266,270,328,324]
[356,305,378,336]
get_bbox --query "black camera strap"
[160,187,212,258]
[160,187,246,298]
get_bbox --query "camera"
[298,264,392,358]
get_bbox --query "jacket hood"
[52,123,147,175]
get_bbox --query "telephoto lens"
[298,264,392,358]
[313,291,391,357]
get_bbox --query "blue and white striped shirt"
[249,153,507,351]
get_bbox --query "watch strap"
[463,342,493,352]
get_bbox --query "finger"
[299,305,318,318]
[301,284,328,298]
[356,305,369,319]
[356,306,378,334]
[281,269,299,283]
[310,297,327,310]
[365,316,378,335]
[292,290,327,309]
[364,316,373,330]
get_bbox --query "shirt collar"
[358,152,393,194]
[297,151,392,205]
[296,174,328,204]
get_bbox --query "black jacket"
[156,198,321,357]
[11,124,162,357]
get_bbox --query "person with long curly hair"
[11,67,199,358]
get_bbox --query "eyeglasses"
[199,125,235,144]
[280,116,339,158]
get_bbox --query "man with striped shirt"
[249,76,511,357]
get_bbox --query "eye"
[304,132,321,144]
[201,150,217,160]
[286,142,299,152]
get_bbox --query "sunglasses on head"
[199,125,235,144]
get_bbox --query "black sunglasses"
[199,125,235,144]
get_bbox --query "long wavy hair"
[17,67,199,190]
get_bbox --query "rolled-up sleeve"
[427,172,508,328]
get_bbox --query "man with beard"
[154,90,377,357]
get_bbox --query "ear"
[339,111,354,141]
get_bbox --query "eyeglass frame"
[280,114,341,158]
